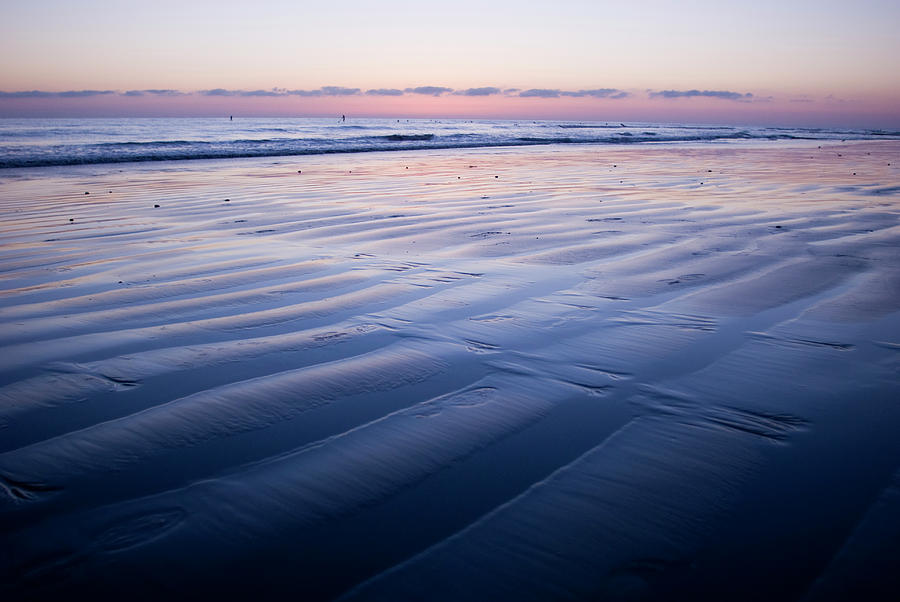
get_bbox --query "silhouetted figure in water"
[230,115,233,121]
[342,115,346,122]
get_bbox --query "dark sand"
[1,141,899,600]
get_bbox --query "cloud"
[200,86,359,97]
[519,88,561,98]
[0,90,115,98]
[649,89,753,100]
[244,88,301,97]
[123,89,184,97]
[200,88,235,96]
[560,88,628,98]
[0,90,55,98]
[146,89,184,96]
[5,85,771,106]
[455,87,502,96]
[241,89,282,97]
[57,90,115,98]
[405,86,453,96]
[320,86,361,96]
[0,85,631,102]
[518,88,630,99]
[288,86,360,96]
[205,88,280,97]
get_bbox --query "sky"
[1,0,898,126]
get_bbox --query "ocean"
[1,117,898,168]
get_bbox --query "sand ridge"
[1,141,899,600]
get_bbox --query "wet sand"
[1,141,899,600]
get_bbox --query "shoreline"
[0,136,887,180]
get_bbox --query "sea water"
[2,117,898,168]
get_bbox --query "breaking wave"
[1,117,896,168]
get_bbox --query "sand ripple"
[1,142,899,599]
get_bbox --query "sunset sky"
[2,0,898,126]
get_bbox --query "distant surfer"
[341,114,346,122]
[230,115,233,121]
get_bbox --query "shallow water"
[1,141,899,600]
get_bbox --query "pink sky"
[2,1,898,127]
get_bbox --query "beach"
[1,140,899,600]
